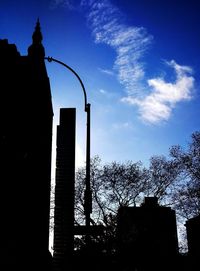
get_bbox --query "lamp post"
[45,56,92,246]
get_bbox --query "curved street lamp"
[44,56,92,245]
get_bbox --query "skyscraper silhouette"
[53,108,76,271]
[1,20,53,270]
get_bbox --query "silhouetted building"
[1,20,53,270]
[53,108,76,271]
[185,214,200,270]
[186,214,200,257]
[117,197,179,271]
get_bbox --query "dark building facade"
[185,214,200,270]
[185,214,200,257]
[53,108,76,271]
[117,197,179,271]
[1,21,53,270]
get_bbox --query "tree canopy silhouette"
[50,131,200,253]
[71,131,200,253]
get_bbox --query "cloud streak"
[122,60,194,124]
[98,67,114,76]
[81,0,195,124]
[112,122,133,130]
[81,0,153,96]
[57,0,195,124]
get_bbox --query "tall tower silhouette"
[53,108,76,271]
[1,20,53,270]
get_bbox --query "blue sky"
[1,0,200,170]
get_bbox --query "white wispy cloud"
[98,67,114,76]
[81,0,195,124]
[122,60,195,124]
[81,0,153,96]
[112,122,133,130]
[99,89,106,94]
[58,0,195,124]
[99,88,118,99]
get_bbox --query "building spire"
[28,18,45,58]
[32,18,43,45]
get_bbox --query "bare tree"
[147,155,181,203]
[74,156,151,253]
[169,131,200,220]
[75,156,151,225]
[50,131,200,253]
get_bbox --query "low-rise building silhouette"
[117,197,179,271]
[185,214,200,270]
[185,214,200,258]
